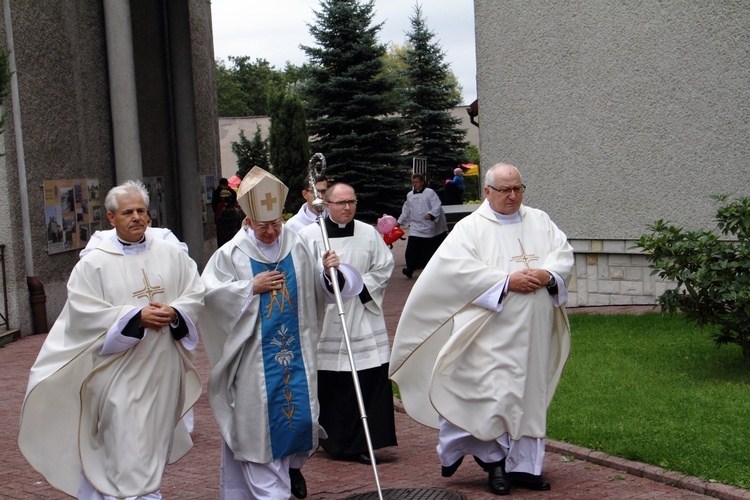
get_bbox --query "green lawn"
[548,312,750,489]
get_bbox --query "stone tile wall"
[566,239,677,308]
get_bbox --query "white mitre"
[237,167,289,221]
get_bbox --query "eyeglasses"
[326,199,358,207]
[488,184,526,195]
[252,219,283,230]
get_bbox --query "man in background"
[286,175,328,233]
[396,172,448,278]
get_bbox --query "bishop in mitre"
[200,167,362,499]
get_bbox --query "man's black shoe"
[289,468,307,499]
[488,463,511,496]
[441,456,463,477]
[507,471,551,491]
[402,268,413,278]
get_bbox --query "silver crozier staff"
[307,153,384,499]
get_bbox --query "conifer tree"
[231,126,269,179]
[400,4,469,190]
[302,0,406,221]
[268,89,311,213]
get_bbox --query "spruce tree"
[302,0,406,221]
[231,126,270,179]
[400,4,469,190]
[268,89,311,213]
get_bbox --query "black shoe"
[507,471,551,491]
[341,453,379,465]
[487,461,510,496]
[402,268,413,278]
[441,456,464,477]
[289,468,307,499]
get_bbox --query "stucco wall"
[0,3,113,334]
[475,0,750,240]
[0,1,218,334]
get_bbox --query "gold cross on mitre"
[236,167,289,221]
[261,191,278,212]
[132,269,165,302]
[511,239,539,269]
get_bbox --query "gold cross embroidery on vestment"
[511,239,539,269]
[132,269,165,302]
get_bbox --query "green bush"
[636,195,750,364]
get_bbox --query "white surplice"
[18,237,205,498]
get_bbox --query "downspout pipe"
[4,0,48,333]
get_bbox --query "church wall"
[0,1,219,335]
[474,0,749,307]
[475,0,750,240]
[0,2,113,335]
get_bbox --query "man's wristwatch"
[546,271,557,289]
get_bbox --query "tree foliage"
[215,57,310,117]
[302,0,406,221]
[215,59,251,117]
[231,126,270,179]
[636,195,750,364]
[268,88,311,213]
[399,4,468,188]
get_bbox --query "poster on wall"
[44,178,101,254]
[143,176,166,228]
[202,175,216,224]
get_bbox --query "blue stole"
[251,253,313,460]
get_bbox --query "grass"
[548,312,750,489]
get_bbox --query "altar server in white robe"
[390,163,574,496]
[299,182,397,465]
[285,174,328,233]
[18,180,205,499]
[200,167,362,499]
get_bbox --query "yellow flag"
[463,164,479,177]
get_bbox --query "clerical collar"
[490,207,522,225]
[251,230,281,261]
[324,216,355,237]
[118,235,146,246]
[413,187,425,194]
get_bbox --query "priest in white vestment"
[200,168,362,499]
[18,180,205,499]
[390,163,574,496]
[299,182,398,465]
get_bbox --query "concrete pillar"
[166,1,203,266]
[103,0,143,183]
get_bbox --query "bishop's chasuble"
[18,236,205,498]
[201,226,329,463]
[390,201,574,442]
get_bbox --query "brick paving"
[1,236,748,499]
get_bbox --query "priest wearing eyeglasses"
[200,168,362,499]
[390,163,574,496]
[299,182,398,466]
